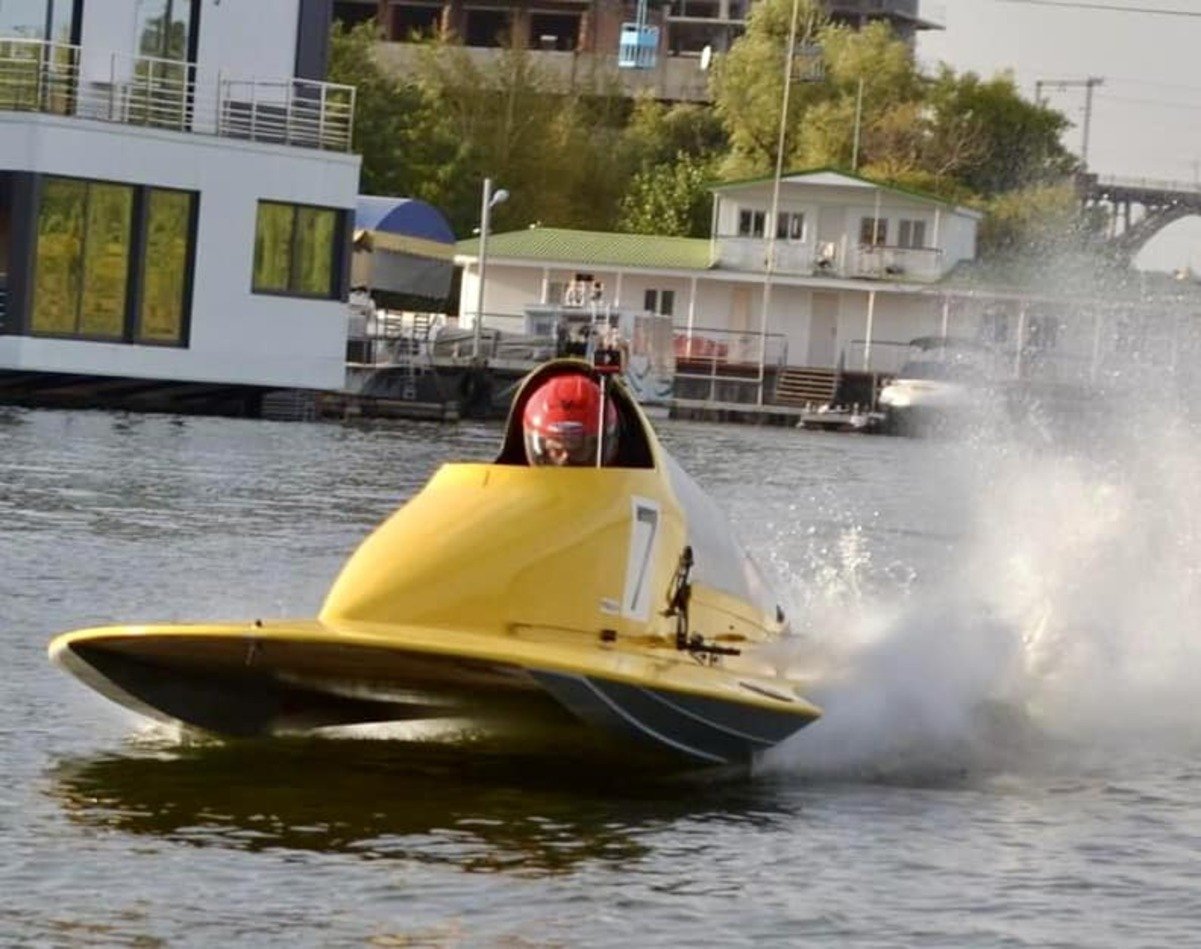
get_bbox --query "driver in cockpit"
[522,374,618,467]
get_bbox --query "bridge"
[1078,172,1201,266]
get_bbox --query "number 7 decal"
[622,497,660,621]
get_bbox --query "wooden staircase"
[773,367,839,407]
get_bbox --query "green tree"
[617,151,717,237]
[709,0,830,175]
[409,40,639,234]
[977,182,1087,259]
[327,22,435,199]
[621,96,727,170]
[792,22,921,172]
[924,67,1077,196]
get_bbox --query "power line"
[1097,92,1201,113]
[999,0,1201,15]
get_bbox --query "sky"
[915,0,1201,272]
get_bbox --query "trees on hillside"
[331,14,1085,254]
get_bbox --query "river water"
[4,405,1201,947]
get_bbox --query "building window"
[252,201,342,299]
[132,0,201,128]
[644,289,675,316]
[859,216,887,246]
[30,175,195,345]
[0,0,80,43]
[898,219,926,249]
[32,177,133,339]
[738,209,765,238]
[776,212,804,241]
[138,188,195,344]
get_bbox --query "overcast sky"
[916,0,1201,272]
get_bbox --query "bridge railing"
[1088,174,1201,196]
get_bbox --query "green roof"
[709,166,981,216]
[456,227,712,271]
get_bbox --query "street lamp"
[471,177,509,360]
[756,0,802,406]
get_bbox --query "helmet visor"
[524,421,599,467]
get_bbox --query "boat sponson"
[48,618,820,747]
[530,671,813,763]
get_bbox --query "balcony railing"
[0,38,355,152]
[716,236,945,281]
[716,237,814,273]
[847,244,943,281]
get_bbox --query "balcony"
[0,38,356,152]
[847,244,943,281]
[715,236,945,281]
[716,237,814,273]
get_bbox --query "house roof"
[456,227,713,271]
[709,167,984,219]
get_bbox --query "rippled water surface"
[4,407,1201,947]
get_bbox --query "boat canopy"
[352,196,457,301]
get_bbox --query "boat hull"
[50,619,820,764]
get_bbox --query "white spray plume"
[762,321,1201,779]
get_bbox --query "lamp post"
[471,177,509,360]
[756,0,802,406]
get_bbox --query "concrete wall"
[0,113,360,390]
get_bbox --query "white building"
[456,169,984,402]
[0,0,360,412]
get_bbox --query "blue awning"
[355,195,455,259]
[352,195,456,299]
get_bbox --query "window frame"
[859,216,888,247]
[776,211,804,241]
[134,185,198,346]
[251,199,345,301]
[643,288,675,316]
[737,208,766,238]
[898,218,927,249]
[29,173,196,347]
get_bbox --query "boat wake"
[761,389,1201,782]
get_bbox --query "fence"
[0,38,355,152]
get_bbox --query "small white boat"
[878,336,999,435]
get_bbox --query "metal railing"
[847,244,943,280]
[715,237,813,274]
[0,38,355,152]
[674,326,789,403]
[1091,174,1201,196]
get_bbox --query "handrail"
[0,38,356,152]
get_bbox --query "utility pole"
[1035,76,1104,169]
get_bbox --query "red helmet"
[523,374,618,466]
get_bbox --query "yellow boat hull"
[49,360,822,765]
[51,617,819,763]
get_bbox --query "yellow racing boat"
[49,359,821,765]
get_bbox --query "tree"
[410,40,639,234]
[617,151,717,237]
[326,22,434,199]
[977,182,1083,258]
[923,67,1077,196]
[709,0,831,175]
[621,96,727,170]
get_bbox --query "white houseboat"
[455,169,984,411]
[0,0,359,414]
